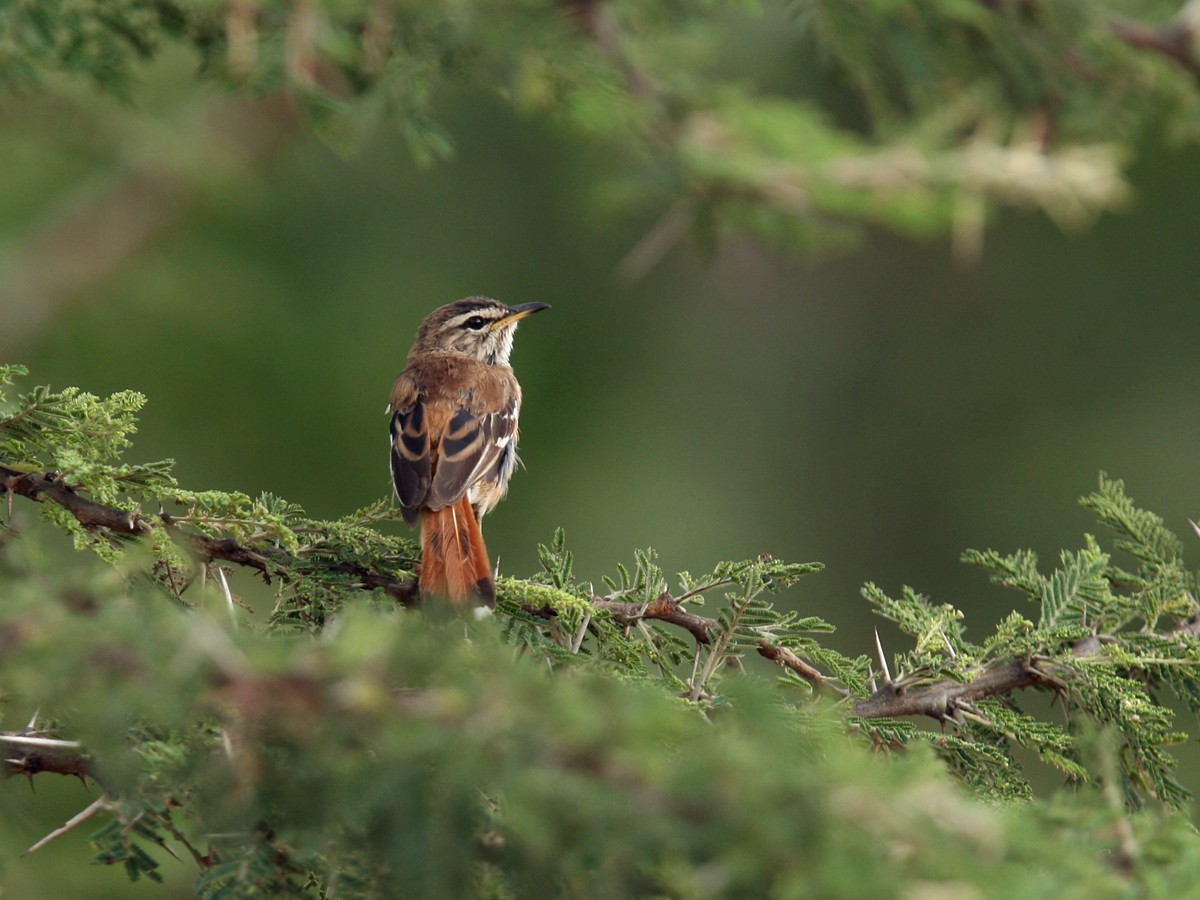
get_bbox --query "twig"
[562,0,657,100]
[588,591,718,644]
[615,205,691,283]
[757,642,850,698]
[157,808,211,869]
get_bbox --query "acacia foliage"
[5,368,1200,895]
[3,1,1200,259]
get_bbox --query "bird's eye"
[464,316,487,330]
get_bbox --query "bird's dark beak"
[493,302,551,328]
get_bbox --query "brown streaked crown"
[409,297,550,366]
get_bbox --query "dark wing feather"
[390,398,431,526]
[427,398,520,511]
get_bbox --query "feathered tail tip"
[419,496,496,608]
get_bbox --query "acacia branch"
[1,731,95,783]
[589,591,718,644]
[554,584,1069,715]
[576,591,846,694]
[3,468,152,535]
[850,658,1055,721]
[2,465,419,606]
[0,463,1146,725]
[757,642,845,694]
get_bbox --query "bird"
[389,297,549,607]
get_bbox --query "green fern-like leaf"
[1039,539,1112,630]
[1082,473,1185,571]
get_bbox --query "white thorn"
[942,632,957,658]
[26,708,39,730]
[571,613,592,654]
[215,566,237,629]
[0,734,82,749]
[24,796,108,856]
[874,628,893,685]
[1190,519,1200,540]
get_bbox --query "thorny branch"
[1,464,420,606]
[851,658,1055,721]
[523,587,1062,714]
[4,468,152,536]
[1,730,95,783]
[3,463,1193,729]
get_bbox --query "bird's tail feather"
[419,496,495,607]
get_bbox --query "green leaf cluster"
[4,539,1200,897]
[4,2,1199,256]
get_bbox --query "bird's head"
[412,297,550,366]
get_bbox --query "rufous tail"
[419,496,495,607]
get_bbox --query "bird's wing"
[426,390,520,511]
[390,376,431,526]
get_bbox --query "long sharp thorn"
[24,796,108,856]
[942,632,957,659]
[874,628,893,686]
[215,566,236,628]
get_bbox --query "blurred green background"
[5,54,1198,647]
[3,26,1200,894]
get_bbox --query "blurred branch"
[1,95,298,354]
[562,0,656,100]
[1111,2,1200,81]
